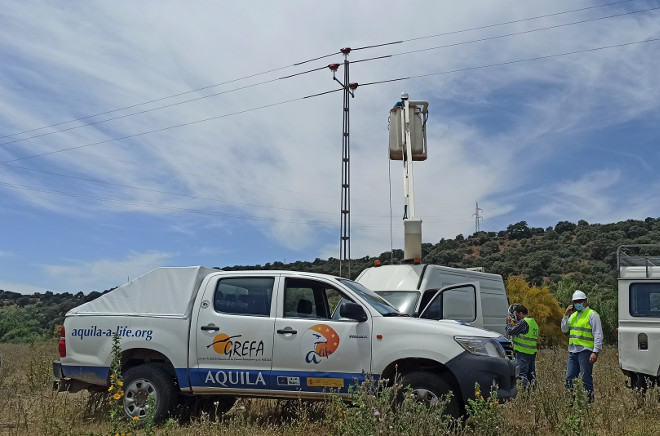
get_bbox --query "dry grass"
[0,341,658,435]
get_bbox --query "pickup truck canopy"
[66,266,216,318]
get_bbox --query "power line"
[1,0,643,143]
[0,53,341,142]
[4,2,652,150]
[387,4,660,59]
[359,36,660,87]
[1,96,310,163]
[0,66,333,148]
[404,0,643,43]
[324,0,644,52]
[4,35,657,166]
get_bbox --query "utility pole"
[329,48,358,278]
[473,202,483,233]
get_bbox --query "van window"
[375,291,419,315]
[419,289,438,313]
[214,277,274,316]
[630,283,660,317]
[420,285,476,322]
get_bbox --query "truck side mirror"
[339,302,368,322]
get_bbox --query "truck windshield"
[339,279,404,316]
[375,291,419,316]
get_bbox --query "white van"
[617,245,660,389]
[356,263,510,336]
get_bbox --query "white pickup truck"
[53,267,517,420]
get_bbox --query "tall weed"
[0,343,659,435]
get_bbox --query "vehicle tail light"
[58,325,66,358]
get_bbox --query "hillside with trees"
[1,217,659,344]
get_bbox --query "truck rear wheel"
[123,364,177,422]
[401,371,461,417]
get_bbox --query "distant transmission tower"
[473,202,483,233]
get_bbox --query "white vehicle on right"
[617,244,660,389]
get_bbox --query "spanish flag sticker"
[307,377,344,388]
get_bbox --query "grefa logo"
[207,333,264,359]
[205,370,266,387]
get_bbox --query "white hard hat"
[572,290,587,301]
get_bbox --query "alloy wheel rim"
[411,387,440,406]
[123,377,158,419]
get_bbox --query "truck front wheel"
[123,364,177,422]
[401,371,461,417]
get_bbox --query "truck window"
[283,278,353,320]
[339,279,400,316]
[629,283,660,317]
[214,277,274,316]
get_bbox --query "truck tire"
[401,371,461,417]
[123,364,177,422]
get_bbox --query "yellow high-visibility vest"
[568,308,596,348]
[512,317,538,355]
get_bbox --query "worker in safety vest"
[561,290,603,402]
[506,304,538,387]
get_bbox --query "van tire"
[401,371,461,417]
[123,364,176,422]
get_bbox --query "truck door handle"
[277,328,297,335]
[201,325,220,331]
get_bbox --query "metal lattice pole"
[329,49,357,278]
[340,49,351,278]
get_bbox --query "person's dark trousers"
[515,351,536,387]
[565,349,594,401]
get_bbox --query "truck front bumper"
[445,351,518,403]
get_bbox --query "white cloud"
[0,0,659,281]
[43,252,174,292]
[0,280,51,295]
[534,169,636,225]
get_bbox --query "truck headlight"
[454,336,506,359]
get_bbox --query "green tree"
[506,276,566,346]
[506,221,532,240]
[555,221,577,234]
[480,240,500,256]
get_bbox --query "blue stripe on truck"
[60,365,373,394]
[190,368,370,393]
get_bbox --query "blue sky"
[1,1,660,293]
